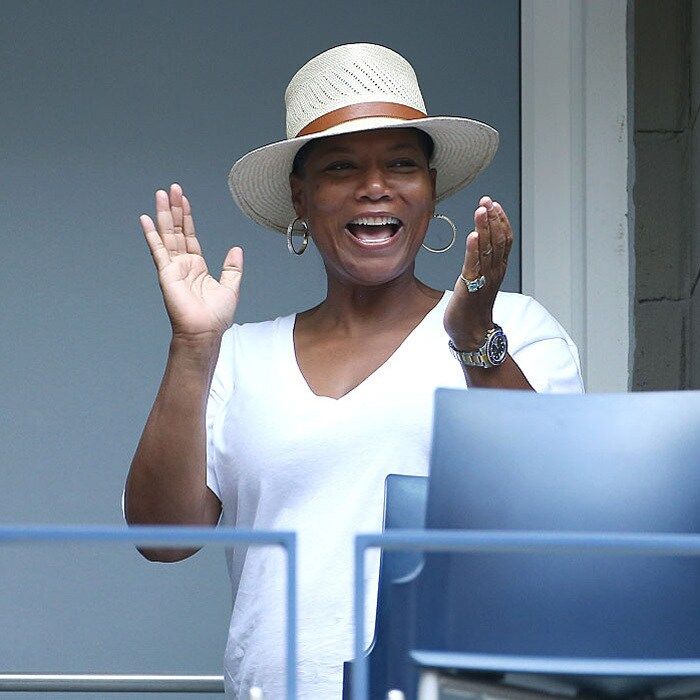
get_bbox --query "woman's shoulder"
[222,311,296,345]
[491,291,579,361]
[213,312,296,386]
[493,290,551,321]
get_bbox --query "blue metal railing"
[0,525,297,698]
[0,673,225,693]
[352,530,700,700]
[8,525,700,698]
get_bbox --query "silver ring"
[459,273,487,293]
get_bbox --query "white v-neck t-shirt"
[205,290,583,698]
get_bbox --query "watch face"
[486,330,508,365]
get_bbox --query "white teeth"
[361,237,392,244]
[348,216,400,226]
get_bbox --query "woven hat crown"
[284,43,427,139]
[228,42,499,233]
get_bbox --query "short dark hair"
[291,127,435,177]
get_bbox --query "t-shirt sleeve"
[205,326,236,501]
[498,294,584,394]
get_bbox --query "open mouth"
[345,216,402,245]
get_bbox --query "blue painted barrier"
[352,529,700,700]
[0,525,297,699]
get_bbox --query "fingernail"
[493,202,502,211]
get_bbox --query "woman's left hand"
[443,195,514,350]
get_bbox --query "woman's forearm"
[125,334,223,561]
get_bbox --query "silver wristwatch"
[448,325,508,369]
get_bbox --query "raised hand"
[443,195,513,350]
[140,183,243,341]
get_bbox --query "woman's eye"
[391,159,417,168]
[325,161,353,171]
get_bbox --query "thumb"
[219,246,244,294]
[461,231,480,281]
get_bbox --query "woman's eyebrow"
[315,141,421,157]
[387,142,421,151]
[315,146,354,158]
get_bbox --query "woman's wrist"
[168,332,223,375]
[448,323,492,352]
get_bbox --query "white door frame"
[521,0,631,392]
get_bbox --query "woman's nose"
[356,167,392,200]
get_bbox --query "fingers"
[494,201,514,267]
[460,196,495,285]
[459,196,514,294]
[168,184,188,254]
[476,196,513,271]
[219,246,244,295]
[142,184,203,266]
[155,189,183,255]
[461,230,480,282]
[475,200,492,273]
[140,214,171,272]
[181,194,203,256]
[486,201,505,269]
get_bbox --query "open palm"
[140,184,243,340]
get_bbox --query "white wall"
[521,0,631,392]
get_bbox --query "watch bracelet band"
[449,343,490,368]
[448,325,504,369]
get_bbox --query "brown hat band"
[295,102,427,138]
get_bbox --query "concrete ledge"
[633,299,686,389]
[634,131,689,300]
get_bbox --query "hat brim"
[227,116,499,233]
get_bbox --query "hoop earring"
[422,213,456,254]
[287,217,309,256]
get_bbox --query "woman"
[125,44,582,698]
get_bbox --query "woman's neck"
[299,270,443,336]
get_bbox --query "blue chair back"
[342,474,428,700]
[415,389,700,667]
[380,474,428,581]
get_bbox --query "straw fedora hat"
[227,43,499,233]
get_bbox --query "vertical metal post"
[353,535,368,700]
[285,533,297,700]
[416,670,439,700]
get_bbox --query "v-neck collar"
[283,291,448,402]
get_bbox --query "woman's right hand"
[140,183,243,342]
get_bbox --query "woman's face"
[290,128,437,287]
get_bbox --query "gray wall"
[1,0,520,696]
[692,0,700,389]
[632,0,696,390]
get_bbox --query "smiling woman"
[124,43,584,699]
[289,129,436,288]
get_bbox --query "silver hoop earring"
[287,217,309,256]
[422,213,457,254]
